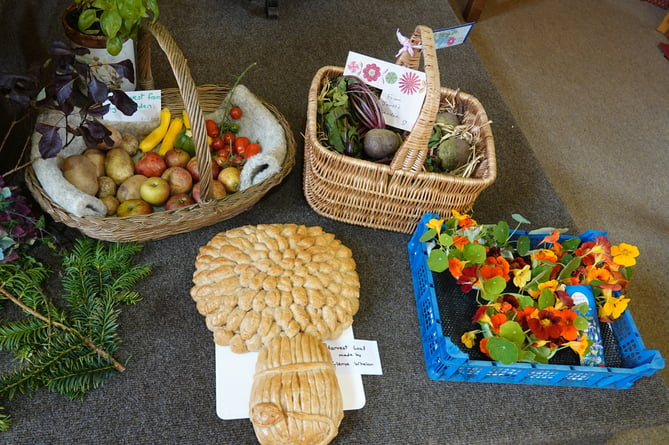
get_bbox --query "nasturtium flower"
[448,257,467,278]
[585,265,612,284]
[479,256,511,282]
[512,264,531,288]
[611,243,639,267]
[452,235,470,250]
[539,230,563,250]
[525,307,568,341]
[452,210,477,229]
[532,248,558,264]
[461,330,477,348]
[565,336,590,358]
[489,313,508,333]
[529,279,559,299]
[426,218,444,235]
[599,291,630,320]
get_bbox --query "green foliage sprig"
[0,237,151,429]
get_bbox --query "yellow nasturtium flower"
[461,330,477,349]
[600,291,630,319]
[512,264,531,289]
[426,218,444,235]
[611,243,640,267]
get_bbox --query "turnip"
[363,128,403,160]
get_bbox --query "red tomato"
[233,137,250,155]
[231,155,245,167]
[216,147,231,159]
[245,143,261,158]
[222,132,235,146]
[210,137,225,151]
[205,120,220,138]
[229,107,243,120]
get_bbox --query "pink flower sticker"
[398,71,422,95]
[362,63,382,82]
[347,60,361,74]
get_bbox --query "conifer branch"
[0,286,126,372]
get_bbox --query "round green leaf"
[427,249,449,273]
[494,221,510,244]
[481,275,506,301]
[419,228,436,243]
[573,315,589,331]
[499,321,525,346]
[438,233,453,248]
[538,288,555,309]
[463,242,486,264]
[516,235,530,257]
[486,337,519,365]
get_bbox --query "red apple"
[165,193,195,210]
[135,151,167,177]
[187,157,219,181]
[116,199,153,217]
[164,148,191,168]
[161,166,193,195]
[191,180,227,202]
[139,177,171,206]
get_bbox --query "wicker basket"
[303,25,496,234]
[25,21,295,242]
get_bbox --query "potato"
[95,124,123,150]
[62,154,99,196]
[105,148,135,185]
[97,175,117,198]
[363,128,402,160]
[116,174,148,202]
[119,133,139,156]
[83,148,106,177]
[100,195,120,216]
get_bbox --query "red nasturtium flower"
[489,313,508,333]
[452,235,470,250]
[479,256,511,282]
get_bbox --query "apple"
[116,199,153,217]
[161,166,193,195]
[135,151,167,177]
[139,177,171,206]
[165,193,195,210]
[187,157,219,181]
[191,180,227,203]
[164,148,191,168]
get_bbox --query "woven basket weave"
[303,25,496,234]
[25,21,295,242]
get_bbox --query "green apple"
[140,177,171,206]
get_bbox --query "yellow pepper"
[139,108,171,152]
[158,117,184,156]
[182,110,191,129]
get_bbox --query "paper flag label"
[433,23,474,49]
[104,89,162,122]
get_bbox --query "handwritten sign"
[433,23,474,49]
[104,89,162,122]
[344,51,426,131]
[325,338,383,375]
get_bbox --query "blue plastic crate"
[408,213,665,388]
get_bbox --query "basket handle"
[387,25,441,174]
[136,22,215,201]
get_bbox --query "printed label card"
[104,89,162,122]
[344,51,426,131]
[433,23,475,49]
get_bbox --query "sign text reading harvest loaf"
[324,339,382,375]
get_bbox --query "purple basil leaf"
[49,41,76,56]
[81,120,112,147]
[87,103,111,117]
[56,77,75,109]
[35,123,64,158]
[109,59,135,84]
[109,90,138,116]
[88,76,109,103]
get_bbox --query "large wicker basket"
[25,21,295,242]
[303,25,496,234]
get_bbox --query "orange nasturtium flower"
[448,257,467,278]
[532,248,558,264]
[461,330,477,348]
[539,230,563,250]
[426,218,444,235]
[529,279,559,299]
[479,256,511,282]
[452,235,470,250]
[585,265,612,284]
[611,243,640,267]
[489,313,508,333]
[565,336,590,358]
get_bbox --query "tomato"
[214,148,231,167]
[222,132,235,146]
[228,123,240,134]
[229,107,243,120]
[234,137,250,155]
[205,119,220,138]
[230,155,245,167]
[210,137,225,151]
[244,143,261,158]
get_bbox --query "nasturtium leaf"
[463,242,486,264]
[419,228,436,243]
[494,221,510,245]
[573,315,589,331]
[538,288,555,309]
[516,235,530,257]
[512,214,531,225]
[481,275,506,301]
[562,237,582,251]
[517,295,535,309]
[518,350,536,363]
[558,256,581,281]
[499,321,525,346]
[530,345,552,364]
[487,337,519,365]
[438,233,453,248]
[427,249,449,273]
